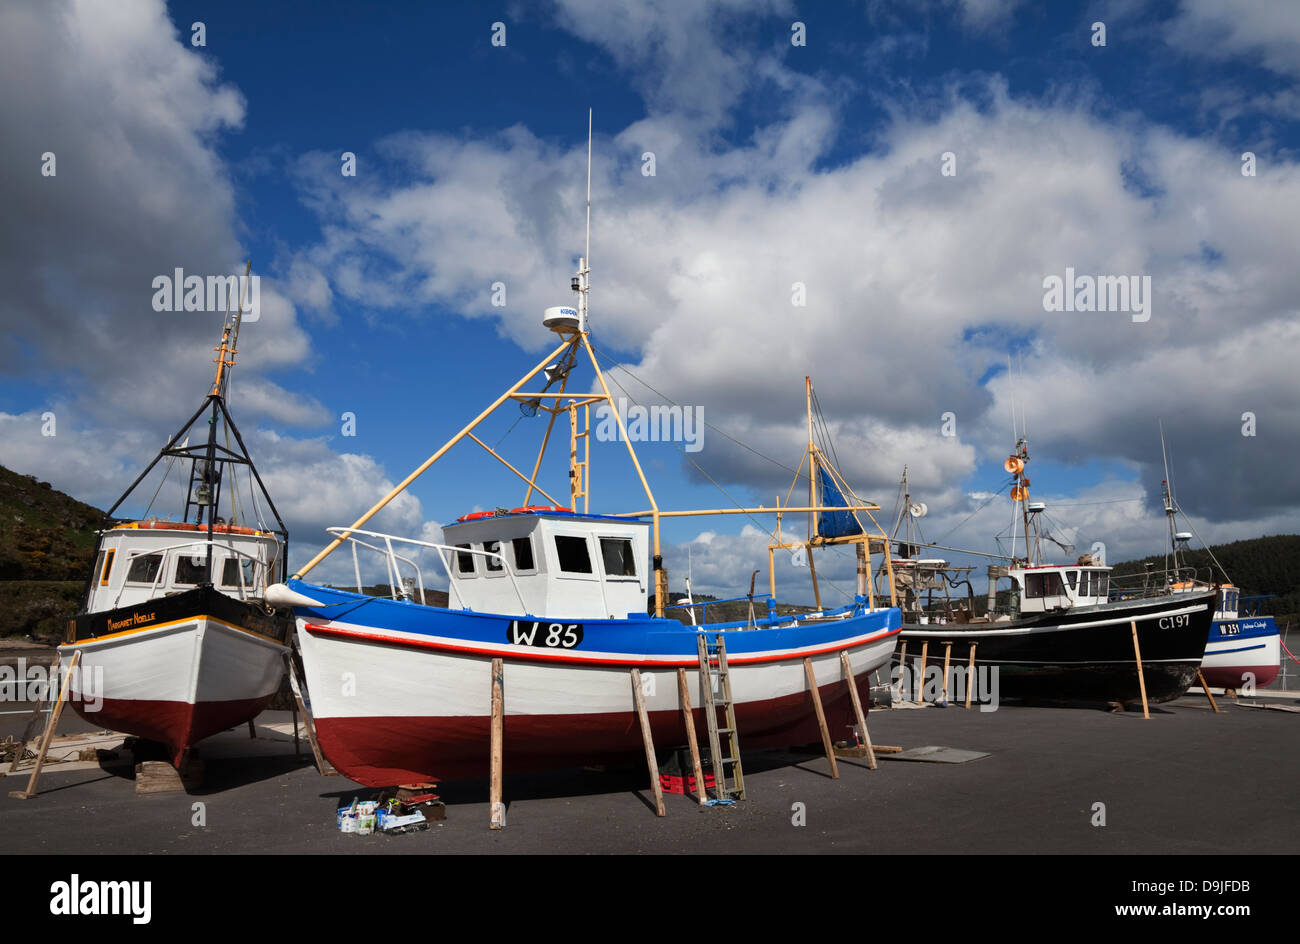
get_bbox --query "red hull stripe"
[302,621,900,667]
[1199,664,1280,688]
[314,673,871,787]
[70,694,277,767]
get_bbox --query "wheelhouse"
[1009,564,1113,614]
[440,508,649,620]
[86,522,281,614]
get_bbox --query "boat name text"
[106,611,157,633]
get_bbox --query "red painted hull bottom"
[1199,664,1279,689]
[316,677,869,787]
[72,694,277,767]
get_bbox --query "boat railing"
[324,526,529,614]
[664,592,776,627]
[112,539,270,608]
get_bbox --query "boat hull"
[62,586,289,765]
[1200,615,1280,689]
[894,591,1215,705]
[289,581,901,786]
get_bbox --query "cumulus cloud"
[0,0,314,430]
[287,71,1300,531]
[1166,0,1300,78]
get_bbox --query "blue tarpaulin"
[817,467,863,538]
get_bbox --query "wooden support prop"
[490,658,505,829]
[1198,670,1221,713]
[9,650,80,800]
[940,642,952,704]
[803,658,839,779]
[291,696,301,759]
[676,668,707,804]
[839,651,876,770]
[965,642,978,710]
[0,653,61,780]
[897,640,908,702]
[1130,620,1150,719]
[916,641,929,705]
[284,654,332,775]
[247,719,256,739]
[630,669,665,816]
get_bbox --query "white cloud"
[288,75,1300,535]
[0,0,315,431]
[1167,0,1300,77]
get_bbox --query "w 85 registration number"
[507,621,584,648]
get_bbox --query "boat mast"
[1159,420,1181,582]
[804,376,822,610]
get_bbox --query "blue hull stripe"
[1207,643,1267,656]
[288,579,901,657]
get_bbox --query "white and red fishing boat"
[63,279,290,766]
[1154,444,1281,690]
[268,134,902,791]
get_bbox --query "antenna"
[1017,352,1027,440]
[580,108,592,333]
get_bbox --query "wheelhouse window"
[1095,571,1109,597]
[554,535,593,574]
[97,549,116,587]
[124,553,164,585]
[174,555,208,586]
[220,557,257,590]
[1025,571,1065,598]
[512,536,535,572]
[600,537,637,577]
[483,540,504,573]
[455,544,476,576]
[1065,570,1078,591]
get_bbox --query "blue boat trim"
[1206,643,1266,656]
[288,578,902,659]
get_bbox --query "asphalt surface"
[2,696,1295,855]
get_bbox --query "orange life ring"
[508,505,572,515]
[456,511,499,522]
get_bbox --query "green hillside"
[0,465,105,640]
[1109,534,1300,621]
[0,464,104,580]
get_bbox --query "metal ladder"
[696,634,745,801]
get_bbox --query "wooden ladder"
[696,634,745,801]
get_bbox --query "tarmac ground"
[2,693,1296,855]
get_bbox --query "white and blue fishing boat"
[267,132,901,789]
[1155,439,1281,691]
[270,315,899,788]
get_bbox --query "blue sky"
[3,0,1299,599]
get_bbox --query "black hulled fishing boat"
[887,443,1213,706]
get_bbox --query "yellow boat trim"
[61,614,285,648]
